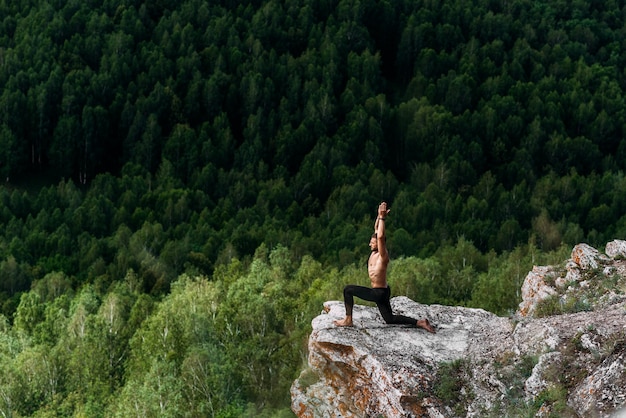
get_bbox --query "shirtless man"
[334,202,435,333]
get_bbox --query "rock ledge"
[292,241,626,417]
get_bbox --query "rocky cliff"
[291,241,626,417]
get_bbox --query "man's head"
[370,233,378,251]
[370,233,385,251]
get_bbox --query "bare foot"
[333,317,353,327]
[417,319,436,334]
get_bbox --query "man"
[333,202,435,333]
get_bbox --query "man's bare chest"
[368,253,383,272]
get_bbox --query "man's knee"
[380,311,394,324]
[343,285,355,297]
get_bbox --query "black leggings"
[342,285,417,325]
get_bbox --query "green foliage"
[388,256,439,304]
[0,0,625,292]
[434,359,474,416]
[534,292,593,318]
[469,245,537,315]
[1,0,625,259]
[485,352,539,417]
[1,0,626,415]
[533,385,574,417]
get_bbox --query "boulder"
[606,239,626,259]
[291,297,511,418]
[571,243,610,269]
[517,266,559,317]
[518,242,626,318]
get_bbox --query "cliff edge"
[291,241,626,417]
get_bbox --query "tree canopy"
[1,0,626,415]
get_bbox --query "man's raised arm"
[376,202,390,261]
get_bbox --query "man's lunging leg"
[376,287,436,333]
[334,285,378,327]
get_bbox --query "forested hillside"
[1,0,626,415]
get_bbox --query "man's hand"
[378,202,390,218]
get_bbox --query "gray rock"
[292,297,512,417]
[292,242,626,417]
[606,240,626,259]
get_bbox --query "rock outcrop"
[518,241,626,318]
[291,241,626,417]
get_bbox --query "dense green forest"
[1,0,626,415]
